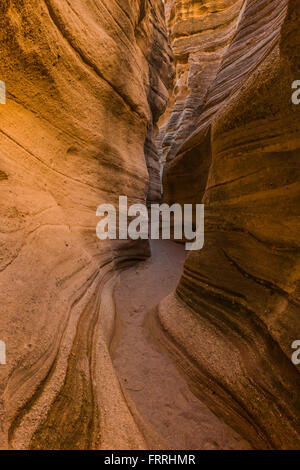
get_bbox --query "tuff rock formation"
[159,0,300,450]
[0,0,171,450]
[1,0,299,452]
[160,0,245,168]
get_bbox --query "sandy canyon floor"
[113,240,251,450]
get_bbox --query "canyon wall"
[0,0,171,449]
[159,0,244,171]
[1,0,299,452]
[159,0,300,449]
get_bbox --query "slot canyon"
[0,0,299,451]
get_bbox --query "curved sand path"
[113,240,251,450]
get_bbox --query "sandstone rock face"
[159,0,300,449]
[1,0,299,452]
[160,0,244,170]
[0,0,171,449]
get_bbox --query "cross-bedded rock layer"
[159,0,300,449]
[0,0,171,450]
[159,0,244,170]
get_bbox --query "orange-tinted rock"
[159,0,300,449]
[160,0,244,170]
[0,0,171,449]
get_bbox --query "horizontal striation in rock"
[159,0,244,169]
[163,0,289,205]
[159,0,300,449]
[0,0,171,450]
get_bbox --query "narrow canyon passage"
[113,240,251,450]
[1,0,299,451]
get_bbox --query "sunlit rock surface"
[1,0,299,452]
[0,0,171,449]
